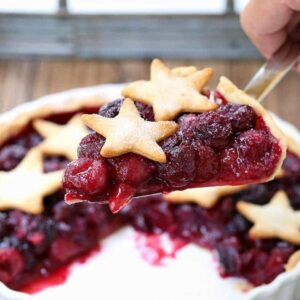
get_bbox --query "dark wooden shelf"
[0,14,260,59]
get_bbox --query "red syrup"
[134,232,187,266]
[20,245,101,294]
[20,266,69,295]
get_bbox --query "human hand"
[241,0,300,70]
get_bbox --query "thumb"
[294,59,300,73]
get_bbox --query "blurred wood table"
[0,59,299,128]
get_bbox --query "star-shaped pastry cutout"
[237,190,300,245]
[33,114,89,160]
[165,185,246,208]
[0,149,63,214]
[82,98,178,163]
[122,59,217,121]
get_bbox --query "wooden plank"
[0,59,299,130]
[0,14,260,59]
[0,60,35,111]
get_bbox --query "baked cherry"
[109,153,156,186]
[63,158,109,195]
[218,103,255,132]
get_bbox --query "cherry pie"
[0,63,299,294]
[63,60,286,213]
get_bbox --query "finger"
[287,13,300,38]
[241,0,293,58]
[294,62,300,73]
[241,0,292,34]
[251,30,287,59]
[285,0,300,11]
[294,52,300,73]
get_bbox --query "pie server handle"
[244,42,300,102]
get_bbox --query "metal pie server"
[244,42,300,102]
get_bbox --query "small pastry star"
[81,98,178,163]
[122,59,217,121]
[165,185,246,208]
[33,114,89,160]
[237,190,300,245]
[0,149,63,214]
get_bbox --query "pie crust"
[237,190,300,245]
[122,59,217,121]
[286,250,300,271]
[217,76,287,181]
[0,94,112,146]
[164,185,246,208]
[285,134,300,157]
[82,98,178,163]
[33,114,90,160]
[0,148,63,213]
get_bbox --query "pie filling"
[0,106,298,291]
[121,150,300,286]
[63,95,283,213]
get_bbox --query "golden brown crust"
[0,148,63,214]
[285,133,300,157]
[234,282,254,292]
[164,167,287,209]
[171,66,198,77]
[285,250,300,271]
[33,114,90,160]
[0,93,113,146]
[237,191,300,245]
[216,76,287,182]
[164,185,246,208]
[122,59,216,121]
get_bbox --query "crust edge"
[0,92,116,146]
[216,76,287,182]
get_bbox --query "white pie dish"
[0,84,300,300]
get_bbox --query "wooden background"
[0,59,299,129]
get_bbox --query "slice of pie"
[63,60,286,213]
